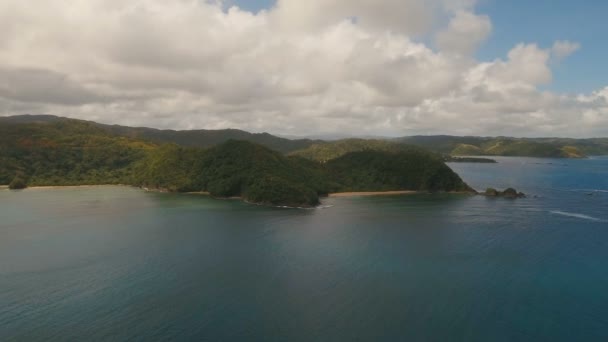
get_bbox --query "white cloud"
[551,40,581,61]
[0,0,602,137]
[436,10,492,55]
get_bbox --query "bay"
[1,157,608,341]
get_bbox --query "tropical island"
[2,115,596,206]
[0,115,476,207]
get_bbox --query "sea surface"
[1,157,608,341]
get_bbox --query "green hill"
[1,118,473,206]
[0,115,320,154]
[3,115,607,158]
[132,140,327,207]
[0,118,154,186]
[451,144,484,155]
[327,150,473,193]
[397,136,601,158]
[130,140,472,206]
[289,139,439,162]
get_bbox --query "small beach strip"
[328,191,418,197]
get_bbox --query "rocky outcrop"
[483,188,526,199]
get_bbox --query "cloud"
[551,40,581,61]
[0,0,601,137]
[436,10,492,55]
[0,68,105,105]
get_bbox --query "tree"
[9,176,27,190]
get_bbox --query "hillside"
[0,118,154,187]
[289,139,496,163]
[327,150,473,193]
[288,139,421,162]
[3,115,607,158]
[0,115,320,154]
[132,141,328,207]
[396,136,608,158]
[0,117,474,206]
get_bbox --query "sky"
[0,0,607,137]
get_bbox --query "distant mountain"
[289,139,428,162]
[395,136,608,158]
[0,115,321,154]
[2,115,608,158]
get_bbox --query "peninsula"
[0,116,476,207]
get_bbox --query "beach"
[328,191,419,197]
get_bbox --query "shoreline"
[327,191,477,198]
[2,185,474,198]
[14,184,130,190]
[328,191,421,197]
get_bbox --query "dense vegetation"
[289,139,496,164]
[132,141,329,207]
[444,156,497,163]
[0,119,154,186]
[326,151,473,193]
[129,140,472,206]
[396,136,608,158]
[0,115,320,154]
[289,139,410,162]
[0,117,474,206]
[5,115,607,159]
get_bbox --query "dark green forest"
[0,117,473,206]
[396,136,608,158]
[5,115,608,158]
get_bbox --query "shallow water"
[1,157,608,341]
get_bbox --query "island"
[482,188,526,199]
[444,156,497,163]
[0,117,479,207]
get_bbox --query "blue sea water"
[1,157,608,341]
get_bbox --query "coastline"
[1,185,482,208]
[328,191,420,197]
[16,184,130,190]
[3,186,473,197]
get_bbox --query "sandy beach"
[328,191,419,198]
[17,185,129,190]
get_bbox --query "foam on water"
[550,211,604,222]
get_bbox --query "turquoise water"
[1,157,608,341]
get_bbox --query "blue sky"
[477,0,608,94]
[232,0,606,94]
[3,0,607,136]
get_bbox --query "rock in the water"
[485,188,500,197]
[483,187,525,198]
[502,188,518,198]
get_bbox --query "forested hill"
[289,139,431,162]
[0,116,473,207]
[0,115,320,154]
[396,136,608,158]
[3,115,607,158]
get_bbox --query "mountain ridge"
[2,115,608,158]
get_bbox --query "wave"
[316,205,335,210]
[550,211,604,222]
[570,189,608,193]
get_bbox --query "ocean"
[1,156,608,341]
